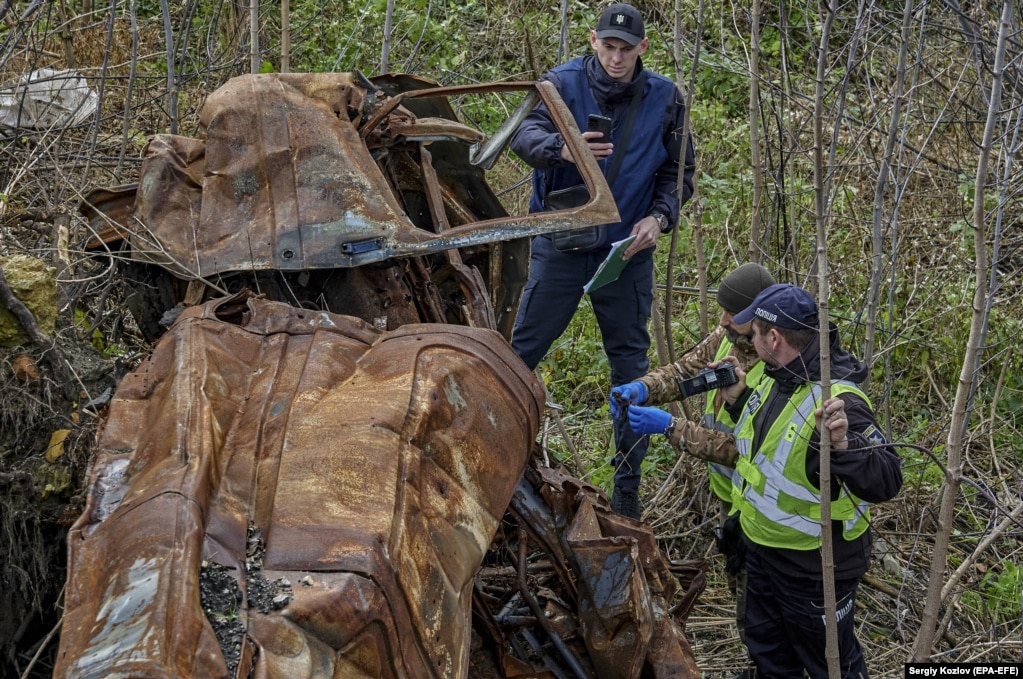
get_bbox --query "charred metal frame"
[79,78,620,274]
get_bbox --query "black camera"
[676,364,738,399]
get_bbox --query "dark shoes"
[610,487,642,520]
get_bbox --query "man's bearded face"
[724,325,752,345]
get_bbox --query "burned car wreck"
[57,72,704,678]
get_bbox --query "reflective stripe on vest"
[732,379,872,546]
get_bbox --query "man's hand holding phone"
[586,114,612,142]
[584,114,613,159]
[559,114,613,163]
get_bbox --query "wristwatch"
[650,212,670,233]
[663,416,680,440]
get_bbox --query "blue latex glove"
[609,382,647,419]
[627,405,672,436]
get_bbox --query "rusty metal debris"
[79,73,618,343]
[481,466,705,678]
[56,292,546,678]
[78,73,619,326]
[56,71,703,678]
[54,293,704,678]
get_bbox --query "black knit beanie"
[716,263,776,314]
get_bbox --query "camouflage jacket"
[637,326,762,467]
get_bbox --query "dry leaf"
[12,353,40,381]
[45,429,71,463]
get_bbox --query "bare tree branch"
[911,0,1012,661]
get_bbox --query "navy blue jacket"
[511,55,695,245]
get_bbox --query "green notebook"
[583,235,637,294]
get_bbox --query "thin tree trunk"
[56,0,75,68]
[747,0,763,265]
[668,0,684,349]
[911,0,1010,660]
[776,0,799,278]
[866,0,915,386]
[647,0,700,430]
[159,0,178,134]
[117,0,139,173]
[281,0,290,72]
[83,0,118,176]
[380,0,393,74]
[812,1,840,676]
[250,0,259,74]
[683,0,707,341]
[557,0,569,64]
[52,211,71,312]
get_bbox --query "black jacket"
[727,324,903,580]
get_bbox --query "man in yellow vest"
[714,283,902,679]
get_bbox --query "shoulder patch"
[861,424,887,446]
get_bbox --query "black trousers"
[741,546,869,679]
[511,236,653,492]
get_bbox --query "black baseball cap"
[596,3,645,46]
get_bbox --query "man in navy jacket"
[510,3,695,519]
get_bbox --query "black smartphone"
[586,114,613,143]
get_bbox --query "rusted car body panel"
[78,72,618,342]
[56,293,545,678]
[81,73,618,275]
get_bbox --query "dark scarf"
[582,54,648,115]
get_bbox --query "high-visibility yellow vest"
[730,379,872,549]
[701,338,765,502]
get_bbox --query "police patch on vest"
[862,424,887,446]
[746,391,761,415]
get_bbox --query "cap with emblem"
[732,283,819,330]
[596,3,645,46]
